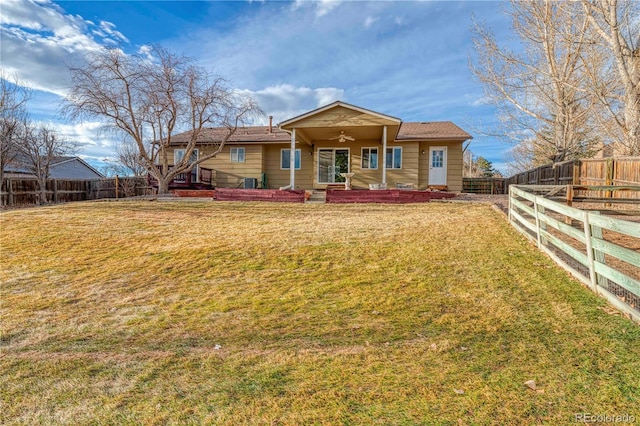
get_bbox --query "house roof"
[3,155,105,180]
[278,101,402,128]
[396,122,472,141]
[168,121,471,145]
[168,126,291,145]
[49,156,105,179]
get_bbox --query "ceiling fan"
[329,131,355,143]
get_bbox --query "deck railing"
[148,166,215,188]
[508,185,640,322]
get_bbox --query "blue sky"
[1,0,513,173]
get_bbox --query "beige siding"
[170,138,463,191]
[418,141,463,191]
[262,144,314,189]
[386,141,419,188]
[310,140,419,189]
[192,145,264,188]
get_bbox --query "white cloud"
[470,96,491,107]
[0,0,125,96]
[315,0,342,17]
[292,0,343,18]
[364,16,378,29]
[240,84,344,124]
[93,21,129,44]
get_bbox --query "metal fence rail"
[509,185,640,322]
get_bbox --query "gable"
[280,102,401,130]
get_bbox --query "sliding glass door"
[318,149,349,183]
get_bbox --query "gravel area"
[442,193,510,214]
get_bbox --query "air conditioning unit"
[244,178,257,189]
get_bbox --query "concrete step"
[306,190,326,203]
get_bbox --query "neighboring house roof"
[396,122,472,141]
[3,156,105,180]
[49,156,105,179]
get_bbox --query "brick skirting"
[214,188,306,203]
[326,189,455,204]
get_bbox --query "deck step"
[306,190,326,203]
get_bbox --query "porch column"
[290,128,296,189]
[382,125,387,185]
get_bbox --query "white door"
[428,146,447,186]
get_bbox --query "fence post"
[115,175,119,199]
[8,178,14,206]
[508,185,515,223]
[572,161,580,185]
[533,195,542,249]
[605,158,614,207]
[590,211,608,289]
[53,179,58,203]
[582,210,598,292]
[566,185,573,224]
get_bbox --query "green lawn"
[1,201,638,425]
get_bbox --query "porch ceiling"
[297,125,397,142]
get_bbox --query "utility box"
[244,178,258,189]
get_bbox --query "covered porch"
[278,101,405,190]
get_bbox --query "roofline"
[51,156,105,178]
[278,101,402,128]
[169,139,290,146]
[395,136,473,142]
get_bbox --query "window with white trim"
[280,149,301,170]
[386,146,402,169]
[174,149,199,182]
[174,148,198,165]
[361,147,378,169]
[230,147,245,163]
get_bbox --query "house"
[4,156,105,180]
[167,101,472,191]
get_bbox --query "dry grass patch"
[1,200,638,424]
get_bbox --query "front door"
[428,146,447,186]
[318,148,349,183]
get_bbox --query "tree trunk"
[158,178,171,195]
[37,178,47,205]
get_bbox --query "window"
[174,149,199,182]
[230,147,245,163]
[386,147,402,169]
[174,149,198,165]
[280,149,301,170]
[361,147,378,169]
[431,149,444,168]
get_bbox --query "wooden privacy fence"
[509,185,640,322]
[1,177,151,207]
[505,157,640,199]
[462,178,505,194]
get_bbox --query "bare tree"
[470,1,599,165]
[103,138,148,177]
[64,46,262,194]
[581,0,640,155]
[0,70,32,190]
[18,125,76,204]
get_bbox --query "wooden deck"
[326,189,455,204]
[148,166,215,190]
